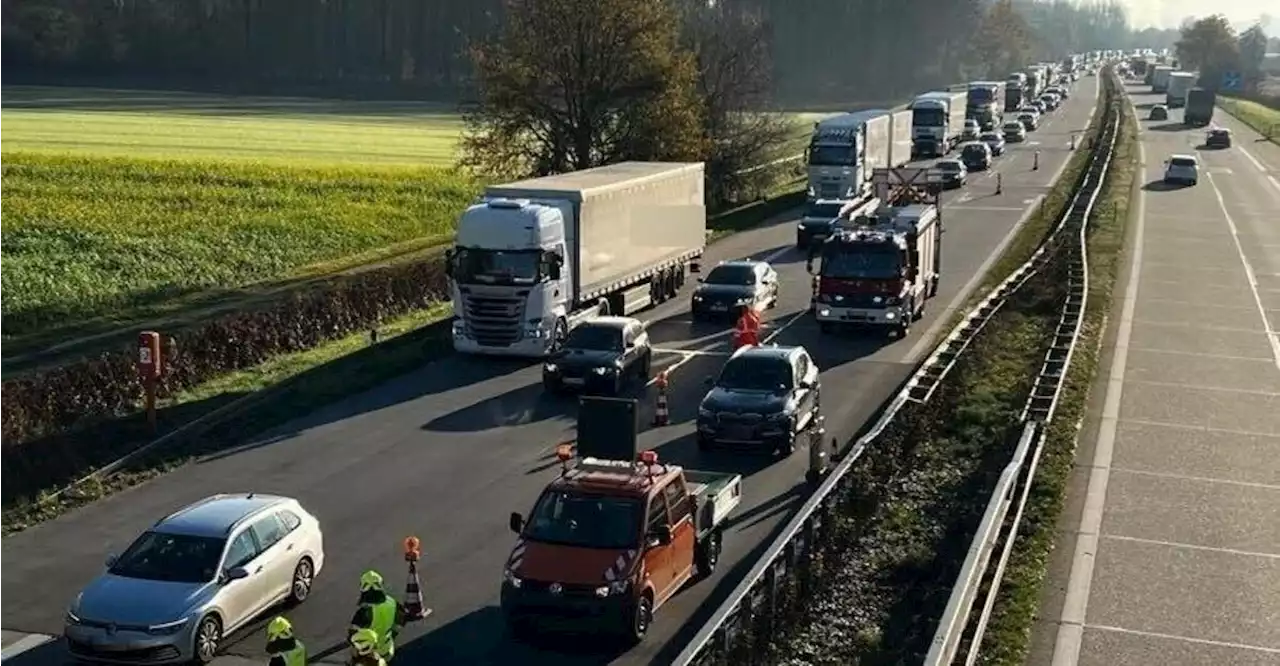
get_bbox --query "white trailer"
[1151,66,1174,93]
[1165,71,1197,108]
[887,109,913,168]
[447,162,705,357]
[909,91,967,157]
[805,110,892,201]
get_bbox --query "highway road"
[0,76,1099,666]
[1032,84,1280,665]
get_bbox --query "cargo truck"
[909,91,967,158]
[446,162,705,357]
[887,109,913,168]
[1026,66,1046,99]
[1184,87,1216,126]
[806,110,893,201]
[806,168,942,337]
[966,81,1006,130]
[1151,66,1174,93]
[501,396,742,644]
[1165,71,1196,108]
[1005,73,1027,111]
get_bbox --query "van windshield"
[525,491,642,549]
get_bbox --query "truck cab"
[501,397,741,645]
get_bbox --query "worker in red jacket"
[732,308,761,349]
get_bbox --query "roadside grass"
[0,153,475,345]
[1217,96,1280,144]
[2,301,454,535]
[972,79,1139,666]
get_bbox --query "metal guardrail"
[673,69,1124,666]
[923,67,1124,666]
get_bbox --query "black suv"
[542,317,652,395]
[1205,128,1232,149]
[690,260,779,321]
[696,345,821,456]
[960,141,993,171]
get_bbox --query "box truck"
[1151,66,1174,93]
[806,110,892,201]
[1005,73,1027,112]
[447,162,705,357]
[966,81,1006,130]
[1184,87,1215,126]
[1165,71,1196,108]
[887,109,913,168]
[909,91,967,158]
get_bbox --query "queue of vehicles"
[49,65,1098,666]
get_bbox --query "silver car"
[65,494,325,664]
[1163,154,1199,186]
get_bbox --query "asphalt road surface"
[1031,84,1280,665]
[1,76,1100,666]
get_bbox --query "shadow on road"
[395,605,628,665]
[1141,179,1192,192]
[1147,121,1187,132]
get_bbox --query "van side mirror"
[224,567,249,583]
[509,512,524,534]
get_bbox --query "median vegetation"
[704,69,1123,664]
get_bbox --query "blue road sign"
[1222,71,1242,91]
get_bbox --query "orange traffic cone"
[402,537,431,621]
[652,371,670,426]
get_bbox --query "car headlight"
[503,569,523,588]
[544,362,558,373]
[147,619,189,636]
[735,297,752,306]
[594,579,629,598]
[65,609,82,626]
[693,294,703,302]
[819,308,831,316]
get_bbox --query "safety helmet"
[349,628,378,656]
[266,616,293,641]
[358,570,384,592]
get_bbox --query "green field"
[0,86,822,349]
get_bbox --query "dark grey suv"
[696,345,821,457]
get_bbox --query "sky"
[1115,0,1272,29]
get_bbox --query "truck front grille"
[461,292,526,347]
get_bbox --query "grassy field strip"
[972,79,1139,666]
[1217,96,1280,145]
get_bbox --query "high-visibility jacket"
[349,591,402,659]
[266,637,306,666]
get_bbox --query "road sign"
[1222,71,1242,91]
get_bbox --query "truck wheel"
[627,594,653,644]
[695,530,722,579]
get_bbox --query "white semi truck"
[909,91,967,158]
[887,109,913,168]
[1165,71,1197,108]
[806,110,893,201]
[446,162,705,357]
[966,81,1006,130]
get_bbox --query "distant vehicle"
[1185,88,1216,126]
[961,118,982,141]
[503,412,742,645]
[1039,93,1060,111]
[1165,71,1196,108]
[910,90,969,157]
[797,199,847,248]
[936,158,967,188]
[1046,85,1070,100]
[542,316,652,395]
[1205,128,1232,149]
[1163,154,1199,186]
[1030,99,1048,114]
[690,260,779,321]
[696,345,822,456]
[1003,121,1028,142]
[960,141,994,171]
[65,494,325,665]
[979,131,1006,156]
[1149,104,1168,121]
[1017,112,1040,131]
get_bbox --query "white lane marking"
[1237,146,1280,199]
[1123,378,1280,397]
[1122,418,1280,439]
[1084,624,1280,655]
[951,205,1027,212]
[761,310,807,345]
[1,634,55,661]
[760,245,795,264]
[1128,347,1273,362]
[1205,170,1280,370]
[1111,467,1280,492]
[1102,534,1280,560]
[1051,129,1145,666]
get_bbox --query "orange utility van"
[501,396,742,644]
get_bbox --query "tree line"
[1173,15,1274,97]
[5,0,1143,105]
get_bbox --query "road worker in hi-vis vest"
[732,309,760,348]
[348,570,403,660]
[347,628,386,666]
[265,617,306,666]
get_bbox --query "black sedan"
[1205,128,1232,149]
[542,316,651,395]
[696,345,821,457]
[935,158,967,189]
[690,260,779,320]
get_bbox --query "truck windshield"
[808,142,856,166]
[821,247,902,280]
[805,202,844,219]
[912,108,945,126]
[525,490,642,550]
[717,357,793,392]
[452,248,540,284]
[565,325,623,351]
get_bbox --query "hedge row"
[1,256,451,448]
